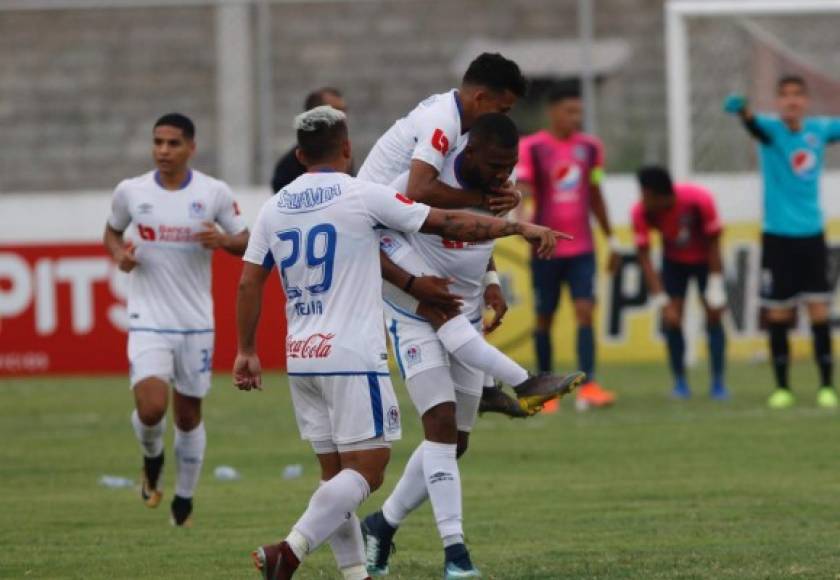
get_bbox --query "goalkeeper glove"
[723,94,747,115]
[704,272,727,309]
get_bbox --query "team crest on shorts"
[189,200,207,219]
[405,345,422,367]
[386,406,400,433]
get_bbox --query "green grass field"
[3,361,840,579]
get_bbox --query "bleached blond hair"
[293,105,347,132]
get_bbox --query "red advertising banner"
[0,244,286,376]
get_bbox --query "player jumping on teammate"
[360,52,564,416]
[103,113,249,527]
[234,106,570,580]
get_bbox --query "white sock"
[340,564,368,580]
[422,440,463,542]
[319,482,365,571]
[437,315,529,386]
[174,422,206,499]
[292,469,370,558]
[382,443,429,528]
[131,409,165,458]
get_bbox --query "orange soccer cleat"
[575,381,616,411]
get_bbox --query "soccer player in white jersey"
[361,53,559,417]
[103,113,249,527]
[233,106,567,580]
[362,114,585,578]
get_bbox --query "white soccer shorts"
[288,372,402,447]
[127,330,215,398]
[386,307,486,431]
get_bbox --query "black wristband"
[403,275,416,293]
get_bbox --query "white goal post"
[665,0,840,178]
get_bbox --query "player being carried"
[359,51,561,416]
[630,166,728,400]
[103,113,249,526]
[362,113,585,578]
[724,76,840,409]
[233,106,569,580]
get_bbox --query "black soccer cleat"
[513,371,586,414]
[140,453,164,508]
[361,511,397,576]
[478,385,530,418]
[170,495,193,528]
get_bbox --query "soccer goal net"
[666,0,840,177]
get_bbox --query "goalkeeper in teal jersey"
[725,75,840,410]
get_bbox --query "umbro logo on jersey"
[138,202,154,214]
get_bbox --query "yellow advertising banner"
[486,221,840,366]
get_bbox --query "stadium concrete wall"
[4,173,840,376]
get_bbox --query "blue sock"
[707,323,726,386]
[534,330,552,374]
[577,325,595,379]
[664,326,685,382]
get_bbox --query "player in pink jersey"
[630,166,728,400]
[517,85,617,411]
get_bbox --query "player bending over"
[233,106,567,580]
[724,75,840,409]
[103,113,249,526]
[630,166,727,400]
[362,112,584,578]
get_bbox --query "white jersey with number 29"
[358,89,463,186]
[244,172,431,374]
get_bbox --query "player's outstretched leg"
[435,314,584,413]
[131,377,169,509]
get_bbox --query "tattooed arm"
[420,208,570,259]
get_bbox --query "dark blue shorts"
[662,258,709,299]
[531,252,596,316]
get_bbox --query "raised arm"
[723,94,770,144]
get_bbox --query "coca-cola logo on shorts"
[286,333,335,359]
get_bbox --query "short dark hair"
[547,82,581,104]
[304,87,343,111]
[636,165,674,196]
[296,113,348,165]
[469,113,519,150]
[462,53,528,98]
[154,113,195,140]
[777,74,807,93]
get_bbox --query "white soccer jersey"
[244,172,431,375]
[107,169,247,332]
[387,139,498,316]
[358,89,463,185]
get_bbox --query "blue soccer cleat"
[710,380,729,401]
[443,543,480,579]
[362,511,397,576]
[671,377,691,400]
